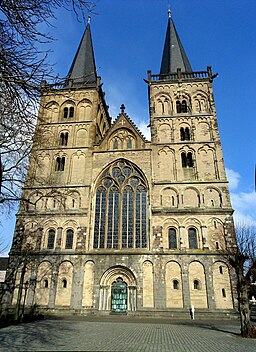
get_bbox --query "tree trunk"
[237,274,255,337]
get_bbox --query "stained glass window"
[93,160,148,249]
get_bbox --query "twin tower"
[6,14,237,317]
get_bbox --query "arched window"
[181,152,194,168]
[62,279,67,288]
[55,157,65,171]
[65,229,74,249]
[219,266,223,274]
[180,127,185,141]
[60,132,68,146]
[127,138,132,149]
[181,100,187,113]
[47,229,55,249]
[168,228,177,249]
[176,100,181,113]
[113,139,118,150]
[193,279,200,290]
[188,228,198,249]
[185,127,190,140]
[43,279,48,288]
[93,160,148,249]
[63,107,68,118]
[222,288,226,297]
[63,106,74,119]
[180,127,190,141]
[173,279,179,290]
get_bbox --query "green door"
[111,277,127,312]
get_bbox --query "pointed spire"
[160,12,192,75]
[65,17,97,87]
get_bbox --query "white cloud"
[137,121,151,140]
[226,168,240,190]
[230,191,256,225]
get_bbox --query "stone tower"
[4,13,237,318]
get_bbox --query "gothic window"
[127,138,132,149]
[188,228,198,249]
[173,279,179,289]
[65,229,74,249]
[181,152,193,168]
[60,132,68,146]
[63,106,74,119]
[47,229,55,249]
[55,157,65,171]
[93,160,148,249]
[168,228,177,249]
[193,279,200,290]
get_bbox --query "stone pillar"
[201,225,209,249]
[182,263,190,309]
[56,227,63,249]
[205,262,216,310]
[153,255,165,309]
[35,227,43,250]
[48,264,58,309]
[179,226,186,249]
[70,258,84,310]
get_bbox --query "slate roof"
[160,16,192,74]
[65,20,97,87]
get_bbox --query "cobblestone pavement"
[0,316,255,352]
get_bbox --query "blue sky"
[1,0,256,254]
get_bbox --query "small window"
[188,228,198,249]
[62,279,67,288]
[181,152,187,168]
[63,107,68,118]
[69,106,74,118]
[168,228,177,249]
[65,229,74,249]
[215,242,219,250]
[187,152,193,167]
[113,139,118,150]
[72,199,75,208]
[176,100,182,113]
[222,288,226,298]
[181,100,187,113]
[185,127,190,140]
[47,229,55,249]
[60,132,68,146]
[55,157,65,171]
[173,280,179,290]
[193,279,200,290]
[127,138,132,149]
[219,266,223,274]
[44,279,48,288]
[180,127,185,141]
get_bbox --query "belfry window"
[168,228,177,249]
[181,152,193,168]
[55,157,65,171]
[63,106,74,119]
[176,100,188,113]
[93,160,148,249]
[180,127,190,141]
[60,132,68,146]
[47,229,55,249]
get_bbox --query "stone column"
[205,262,216,310]
[48,264,58,309]
[70,258,84,310]
[201,225,209,249]
[56,227,63,250]
[182,263,190,309]
[179,226,186,249]
[35,227,43,250]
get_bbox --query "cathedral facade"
[6,14,237,317]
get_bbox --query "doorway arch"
[99,266,137,312]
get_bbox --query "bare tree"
[0,0,95,213]
[226,223,256,338]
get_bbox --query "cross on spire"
[120,104,126,114]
